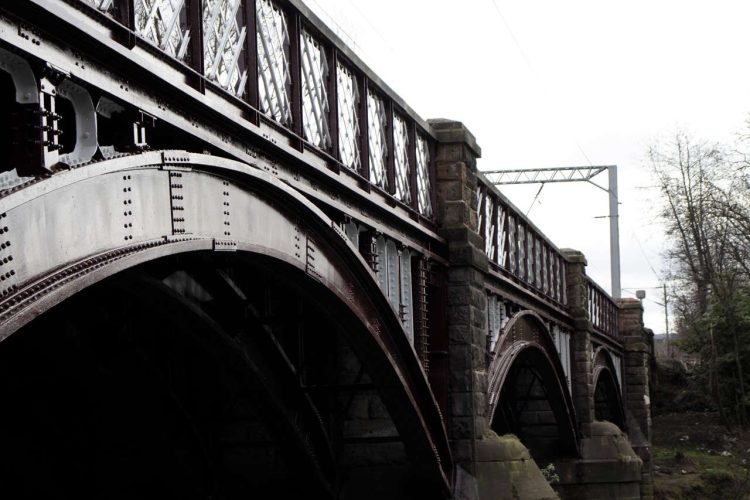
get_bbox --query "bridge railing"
[475,173,568,307]
[75,0,436,220]
[586,277,619,338]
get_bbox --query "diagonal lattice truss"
[496,204,507,266]
[367,90,388,190]
[300,30,331,149]
[517,224,526,280]
[336,62,360,171]
[257,0,291,124]
[134,0,191,60]
[80,0,114,13]
[534,238,542,288]
[507,216,517,274]
[479,190,495,258]
[475,181,568,302]
[393,114,410,203]
[483,165,609,185]
[416,135,432,217]
[203,0,248,97]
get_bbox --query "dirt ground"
[652,411,750,499]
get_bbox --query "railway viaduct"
[0,1,654,498]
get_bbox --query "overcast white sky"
[305,0,750,331]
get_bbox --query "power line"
[349,1,396,55]
[486,0,595,169]
[488,0,534,75]
[632,231,660,278]
[306,0,360,51]
[525,183,544,216]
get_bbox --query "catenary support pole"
[609,165,621,299]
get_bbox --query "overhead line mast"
[483,165,621,299]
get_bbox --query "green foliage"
[653,445,743,499]
[539,463,559,484]
[649,130,750,427]
[699,468,735,484]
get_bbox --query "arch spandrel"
[487,311,569,411]
[0,152,451,492]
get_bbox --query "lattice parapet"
[134,0,191,60]
[416,134,432,217]
[367,90,388,190]
[496,203,507,266]
[534,236,542,288]
[64,0,439,221]
[483,193,495,259]
[544,247,550,292]
[393,114,410,203]
[336,62,360,171]
[519,233,525,280]
[300,30,330,149]
[203,0,248,96]
[79,0,114,14]
[587,278,618,338]
[507,215,517,273]
[552,254,560,301]
[476,175,576,307]
[257,0,291,124]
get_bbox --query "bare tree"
[649,131,750,427]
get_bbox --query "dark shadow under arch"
[490,346,578,461]
[593,347,625,430]
[0,250,447,499]
[0,152,451,498]
[487,311,578,460]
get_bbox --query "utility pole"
[663,284,670,358]
[483,165,621,299]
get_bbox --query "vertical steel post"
[407,121,418,214]
[358,76,370,190]
[609,165,621,299]
[288,10,303,151]
[245,0,260,124]
[327,47,338,163]
[187,0,205,92]
[663,283,670,358]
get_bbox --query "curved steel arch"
[486,310,578,454]
[592,346,626,430]
[0,151,451,492]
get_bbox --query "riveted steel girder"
[0,151,452,495]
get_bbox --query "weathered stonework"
[618,299,654,500]
[430,119,653,499]
[562,249,595,438]
[554,421,642,500]
[431,119,489,471]
[432,120,561,500]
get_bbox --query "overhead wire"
[487,0,596,171]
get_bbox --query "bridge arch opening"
[490,346,577,461]
[0,152,451,498]
[487,311,578,462]
[593,348,625,430]
[0,250,445,499]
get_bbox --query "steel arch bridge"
[0,2,653,499]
